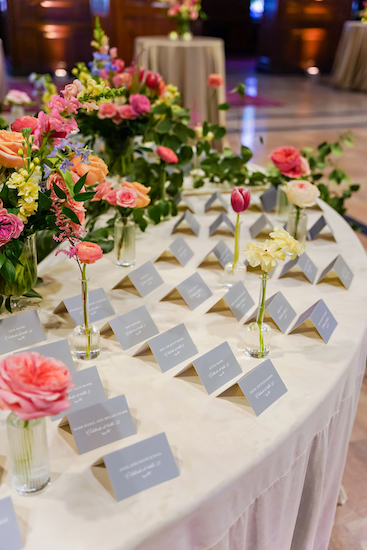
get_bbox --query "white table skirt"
[0,197,366,550]
[333,21,367,91]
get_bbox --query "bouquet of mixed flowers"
[161,0,206,35]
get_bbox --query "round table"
[0,196,366,550]
[333,21,367,91]
[134,36,226,128]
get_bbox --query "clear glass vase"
[244,273,272,358]
[0,234,38,310]
[223,262,246,288]
[105,136,134,178]
[275,187,290,222]
[287,206,307,243]
[6,412,50,496]
[72,277,100,360]
[176,16,191,37]
[10,105,25,124]
[115,216,136,267]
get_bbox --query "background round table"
[333,21,367,91]
[0,195,366,550]
[134,36,226,128]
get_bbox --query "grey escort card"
[18,339,75,373]
[95,432,179,501]
[205,192,229,213]
[209,213,236,237]
[307,215,335,241]
[191,342,242,394]
[53,365,107,422]
[0,496,23,550]
[199,241,234,269]
[289,299,337,343]
[237,359,287,416]
[172,211,200,236]
[103,306,159,350]
[168,237,194,267]
[0,310,46,355]
[173,192,195,213]
[207,281,255,321]
[162,272,212,310]
[279,252,317,284]
[137,323,198,372]
[260,186,277,213]
[317,254,353,289]
[249,292,296,333]
[249,214,274,239]
[114,261,164,298]
[54,288,115,326]
[67,394,136,454]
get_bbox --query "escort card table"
[333,21,367,91]
[134,36,226,127]
[0,197,366,550]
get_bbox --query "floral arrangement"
[4,90,33,107]
[160,0,206,36]
[360,1,367,23]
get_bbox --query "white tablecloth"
[0,196,366,550]
[333,21,367,90]
[134,36,226,128]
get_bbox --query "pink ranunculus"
[76,241,103,264]
[156,145,178,164]
[0,208,24,246]
[110,47,118,60]
[0,353,74,421]
[97,102,118,119]
[113,59,125,73]
[270,146,301,174]
[208,74,224,88]
[91,181,113,202]
[231,187,251,213]
[116,104,137,120]
[112,72,133,90]
[145,71,162,90]
[129,94,151,116]
[61,79,84,101]
[11,116,38,134]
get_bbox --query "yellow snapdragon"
[7,166,41,223]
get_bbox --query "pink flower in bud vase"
[156,146,178,164]
[231,187,251,213]
[103,187,138,208]
[11,116,38,134]
[270,146,301,174]
[129,94,151,116]
[76,241,103,264]
[0,208,24,246]
[208,74,224,88]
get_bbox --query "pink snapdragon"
[61,79,84,101]
[34,110,78,147]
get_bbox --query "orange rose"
[120,181,151,208]
[0,130,26,168]
[70,154,108,186]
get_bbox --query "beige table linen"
[134,36,226,127]
[0,197,366,550]
[0,39,7,104]
[333,21,367,91]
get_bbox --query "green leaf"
[38,191,52,211]
[178,146,193,165]
[60,169,75,197]
[74,173,88,194]
[73,191,95,202]
[147,204,161,224]
[156,118,173,134]
[259,136,264,144]
[173,123,189,144]
[52,183,67,200]
[218,102,230,111]
[152,103,169,115]
[0,253,6,269]
[241,145,253,163]
[158,200,170,217]
[5,296,12,313]
[23,289,42,299]
[203,121,209,138]
[213,127,226,141]
[62,206,81,225]
[1,259,16,282]
[350,184,360,192]
[331,142,343,156]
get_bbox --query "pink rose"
[281,156,311,178]
[190,10,199,20]
[0,208,23,246]
[76,241,103,264]
[11,116,38,134]
[91,181,113,202]
[145,71,162,90]
[0,353,73,421]
[113,59,125,73]
[129,94,151,116]
[231,187,251,213]
[97,102,117,119]
[168,5,180,16]
[283,180,320,208]
[156,145,178,164]
[103,187,138,208]
[110,47,118,60]
[112,73,133,90]
[270,147,301,174]
[116,104,137,120]
[208,74,224,88]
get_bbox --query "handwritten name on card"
[128,262,164,297]
[147,323,198,372]
[0,310,46,355]
[290,299,337,343]
[192,341,242,394]
[108,306,159,350]
[176,272,213,310]
[224,282,255,321]
[60,288,115,325]
[169,237,194,267]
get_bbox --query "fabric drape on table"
[333,22,367,91]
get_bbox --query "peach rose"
[283,180,320,208]
[70,154,108,187]
[11,116,38,134]
[97,102,117,120]
[76,241,103,264]
[91,181,113,202]
[0,352,73,420]
[103,187,138,208]
[0,130,26,168]
[113,73,133,90]
[121,181,151,208]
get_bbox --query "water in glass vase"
[115,217,136,267]
[244,273,272,358]
[73,324,100,360]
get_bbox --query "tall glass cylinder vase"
[6,412,50,496]
[287,205,307,243]
[275,187,290,222]
[105,136,134,179]
[72,276,100,360]
[223,214,246,288]
[10,105,25,125]
[115,216,136,267]
[244,273,272,358]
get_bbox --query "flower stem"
[294,206,300,240]
[161,163,166,201]
[81,264,91,360]
[231,213,240,273]
[256,272,268,355]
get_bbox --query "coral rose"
[121,181,151,208]
[231,187,251,213]
[76,241,103,264]
[156,145,178,164]
[0,208,24,246]
[0,352,73,421]
[129,94,151,116]
[103,187,138,208]
[283,180,320,208]
[281,156,311,179]
[91,181,113,202]
[97,102,117,120]
[116,105,137,120]
[70,154,108,187]
[113,72,133,90]
[208,74,224,88]
[0,130,27,168]
[11,116,38,134]
[270,147,301,174]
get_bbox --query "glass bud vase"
[244,273,272,358]
[275,187,290,222]
[115,216,136,267]
[10,105,25,124]
[223,262,246,289]
[287,206,307,243]
[6,412,50,496]
[72,277,100,360]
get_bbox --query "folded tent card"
[209,213,236,237]
[249,214,275,239]
[92,432,179,502]
[278,252,318,284]
[160,272,213,310]
[173,192,196,213]
[207,281,255,321]
[54,287,115,326]
[316,254,353,289]
[288,299,338,343]
[204,192,229,213]
[171,210,200,236]
[0,310,46,355]
[101,305,159,350]
[0,496,23,550]
[260,186,278,213]
[307,215,336,241]
[246,291,297,333]
[154,236,194,267]
[198,241,234,269]
[15,338,76,373]
[112,261,164,298]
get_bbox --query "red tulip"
[231,187,251,213]
[145,71,162,90]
